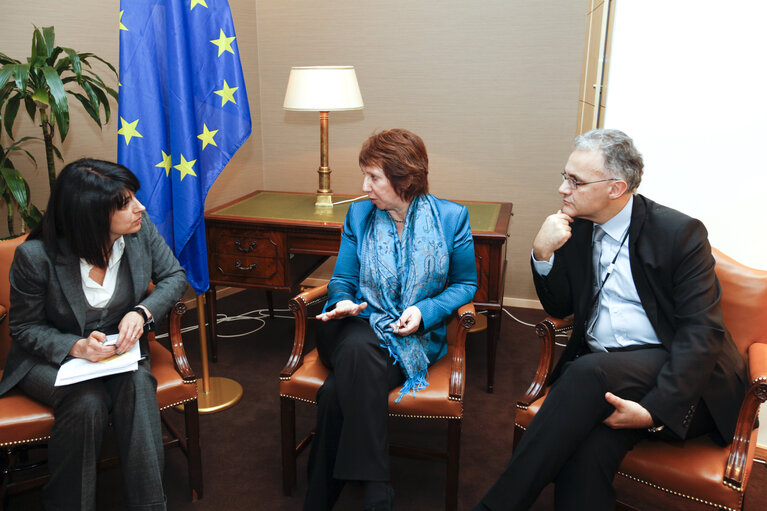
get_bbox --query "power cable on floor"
[153,307,294,340]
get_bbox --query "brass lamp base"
[177,376,243,414]
[315,193,333,207]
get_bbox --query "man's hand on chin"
[603,392,654,429]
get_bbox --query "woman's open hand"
[316,300,368,321]
[69,330,116,362]
[390,306,422,336]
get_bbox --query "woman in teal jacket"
[305,129,477,511]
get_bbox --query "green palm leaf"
[60,47,82,78]
[68,91,101,126]
[3,93,21,139]
[0,165,30,210]
[0,64,15,91]
[41,65,69,140]
[41,27,55,56]
[11,63,30,97]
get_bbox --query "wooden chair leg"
[512,423,524,452]
[281,397,297,496]
[266,290,275,319]
[0,449,8,511]
[446,419,461,511]
[184,399,203,500]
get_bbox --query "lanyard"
[589,227,630,307]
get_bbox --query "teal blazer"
[326,196,478,364]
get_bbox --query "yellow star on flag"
[155,150,172,177]
[210,29,236,57]
[119,10,128,31]
[214,80,238,106]
[197,124,219,150]
[173,154,198,181]
[190,0,208,10]
[118,117,143,145]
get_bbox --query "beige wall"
[0,0,587,303]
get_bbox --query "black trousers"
[476,348,716,511]
[304,316,405,511]
[18,359,165,511]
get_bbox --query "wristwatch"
[132,306,155,332]
[647,412,665,433]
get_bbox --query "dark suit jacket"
[532,194,746,442]
[0,212,187,396]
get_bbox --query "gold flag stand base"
[175,294,243,414]
[196,377,243,414]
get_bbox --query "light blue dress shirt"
[533,199,661,351]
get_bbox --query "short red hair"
[358,129,429,202]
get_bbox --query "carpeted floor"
[6,288,766,510]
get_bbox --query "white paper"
[54,334,141,386]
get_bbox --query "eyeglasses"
[560,170,618,190]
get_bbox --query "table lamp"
[283,66,364,207]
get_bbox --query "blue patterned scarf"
[359,194,449,401]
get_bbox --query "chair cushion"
[0,389,54,447]
[515,395,756,510]
[281,348,462,419]
[616,430,757,511]
[150,341,198,409]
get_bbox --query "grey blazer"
[0,212,187,396]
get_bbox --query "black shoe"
[363,484,394,511]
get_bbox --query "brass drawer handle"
[234,259,258,271]
[234,240,257,253]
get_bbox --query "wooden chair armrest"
[724,342,767,489]
[0,304,6,322]
[517,315,574,407]
[280,283,329,379]
[164,301,196,382]
[448,303,476,401]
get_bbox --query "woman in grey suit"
[0,159,187,511]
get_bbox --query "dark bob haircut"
[29,158,140,268]
[358,129,429,202]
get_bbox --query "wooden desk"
[204,191,512,392]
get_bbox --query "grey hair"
[573,129,643,192]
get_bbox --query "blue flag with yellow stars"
[117,0,251,294]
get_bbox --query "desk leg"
[486,310,502,393]
[205,288,218,363]
[266,290,275,319]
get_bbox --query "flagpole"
[194,293,243,413]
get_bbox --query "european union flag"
[117,0,251,293]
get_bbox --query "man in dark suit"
[472,129,746,510]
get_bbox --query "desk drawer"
[211,253,283,285]
[208,228,283,258]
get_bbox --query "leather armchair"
[0,235,203,504]
[514,248,767,510]
[279,283,475,511]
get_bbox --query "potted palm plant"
[0,137,42,237]
[0,25,117,195]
